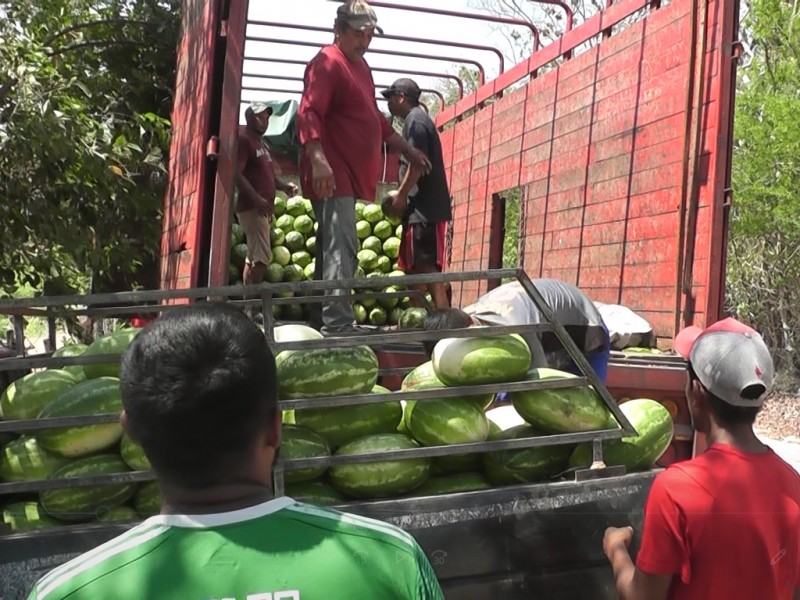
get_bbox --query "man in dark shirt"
[237,103,297,288]
[296,1,431,335]
[382,78,452,309]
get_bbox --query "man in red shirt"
[603,317,800,600]
[296,0,431,335]
[237,102,297,289]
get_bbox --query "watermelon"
[361,236,383,254]
[294,385,402,450]
[82,328,141,379]
[293,214,314,235]
[41,454,139,521]
[357,249,379,272]
[383,237,400,259]
[274,196,287,216]
[276,214,295,231]
[270,227,285,247]
[368,306,387,326]
[404,397,490,447]
[36,377,124,458]
[329,434,431,499]
[282,425,331,483]
[284,231,305,252]
[362,204,384,224]
[52,343,89,380]
[96,505,139,523]
[568,398,674,471]
[356,220,372,240]
[120,432,151,471]
[0,369,79,420]
[432,334,531,387]
[413,472,491,496]
[402,361,493,411]
[231,222,245,245]
[373,220,393,240]
[483,424,574,485]
[285,480,346,506]
[276,345,378,400]
[135,481,162,517]
[0,436,71,482]
[2,501,61,531]
[511,368,610,433]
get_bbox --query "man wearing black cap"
[382,78,452,309]
[237,102,297,291]
[603,318,800,600]
[296,1,432,335]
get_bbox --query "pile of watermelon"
[276,325,676,505]
[228,196,418,326]
[0,322,675,531]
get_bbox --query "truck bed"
[1,472,656,600]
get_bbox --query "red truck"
[0,0,739,597]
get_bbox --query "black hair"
[421,308,473,355]
[687,362,762,426]
[120,302,277,488]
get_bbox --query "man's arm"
[387,122,428,216]
[385,131,431,173]
[275,177,298,196]
[604,527,672,600]
[297,55,336,199]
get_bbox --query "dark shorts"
[397,221,447,272]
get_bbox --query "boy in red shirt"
[603,317,800,600]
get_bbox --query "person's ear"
[120,410,138,443]
[266,410,282,449]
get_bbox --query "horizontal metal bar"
[280,429,623,471]
[0,270,520,310]
[267,323,553,351]
[0,413,121,433]
[0,470,154,495]
[0,352,124,372]
[279,376,590,411]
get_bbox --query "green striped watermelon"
[96,505,139,523]
[52,343,89,381]
[0,436,71,482]
[282,425,331,483]
[120,432,151,471]
[512,368,611,433]
[285,480,346,506]
[36,377,123,457]
[0,369,79,420]
[404,398,490,447]
[294,384,402,450]
[135,481,162,517]
[329,433,431,499]
[568,398,674,471]
[2,501,61,531]
[82,328,141,379]
[401,361,493,410]
[40,454,138,521]
[432,334,531,387]
[483,424,573,485]
[413,472,492,496]
[276,345,379,399]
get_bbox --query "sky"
[239,0,532,120]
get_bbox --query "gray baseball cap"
[337,1,384,35]
[675,318,774,407]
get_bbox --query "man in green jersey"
[27,303,444,600]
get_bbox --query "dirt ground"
[755,393,800,442]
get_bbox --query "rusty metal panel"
[160,0,221,291]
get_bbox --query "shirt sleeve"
[635,470,691,582]
[414,544,445,600]
[297,53,336,145]
[237,133,250,174]
[405,120,429,154]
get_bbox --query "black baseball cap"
[381,78,421,101]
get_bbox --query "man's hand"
[382,190,407,220]
[283,182,298,196]
[603,526,634,560]
[310,154,335,200]
[256,197,273,217]
[404,147,432,174]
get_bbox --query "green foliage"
[0,0,179,297]
[728,0,800,377]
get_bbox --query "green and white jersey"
[28,497,444,600]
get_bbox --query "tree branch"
[44,19,155,46]
[46,39,172,57]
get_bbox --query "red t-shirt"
[237,125,276,213]
[636,443,800,599]
[296,45,394,203]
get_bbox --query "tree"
[0,0,179,298]
[726,0,800,376]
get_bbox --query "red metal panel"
[208,0,251,287]
[160,0,220,292]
